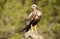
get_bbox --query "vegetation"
[0,0,60,39]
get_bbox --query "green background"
[0,0,60,39]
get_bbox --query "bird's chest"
[35,12,41,19]
[35,15,39,19]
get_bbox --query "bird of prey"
[20,4,42,32]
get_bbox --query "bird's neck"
[33,9,41,16]
[34,9,38,12]
[34,9,37,11]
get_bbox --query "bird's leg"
[34,25,37,33]
[31,25,34,32]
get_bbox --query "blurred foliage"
[0,0,60,39]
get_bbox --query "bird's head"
[31,4,38,10]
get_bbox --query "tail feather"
[19,21,31,32]
[19,18,35,32]
[19,25,31,32]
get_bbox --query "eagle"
[20,4,42,32]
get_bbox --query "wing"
[25,12,36,22]
[19,12,36,32]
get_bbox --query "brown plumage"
[20,4,42,32]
